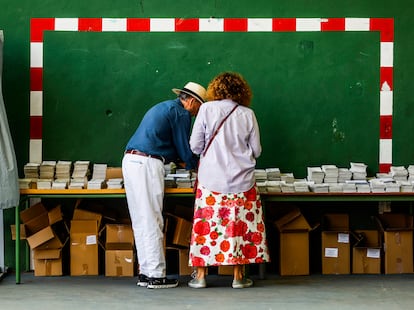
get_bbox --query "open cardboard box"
[352,230,381,274]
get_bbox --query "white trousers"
[122,153,166,278]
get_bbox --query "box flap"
[274,209,311,232]
[105,224,134,244]
[376,214,414,231]
[70,220,98,234]
[352,230,381,248]
[20,202,48,223]
[26,226,55,249]
[48,205,63,225]
[73,209,102,228]
[33,248,62,260]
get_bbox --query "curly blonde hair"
[206,72,252,107]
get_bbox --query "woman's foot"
[188,277,207,288]
[232,278,253,289]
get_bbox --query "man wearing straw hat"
[122,82,206,289]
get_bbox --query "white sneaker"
[188,278,207,289]
[232,278,253,289]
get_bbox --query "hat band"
[182,87,205,103]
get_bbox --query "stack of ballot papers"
[256,181,267,193]
[39,161,56,179]
[52,179,68,190]
[280,173,295,183]
[328,183,343,193]
[36,179,52,189]
[350,162,367,180]
[72,161,90,179]
[106,178,123,189]
[369,179,386,193]
[343,182,357,193]
[385,182,400,192]
[55,160,72,180]
[176,177,192,188]
[164,176,176,188]
[92,163,107,180]
[87,179,105,189]
[307,167,324,184]
[68,179,86,189]
[309,183,329,193]
[265,181,282,193]
[24,162,40,179]
[338,168,352,183]
[408,165,414,181]
[356,181,371,193]
[19,178,33,189]
[280,181,295,193]
[399,181,414,192]
[390,166,408,181]
[322,165,339,183]
[265,168,281,181]
[254,169,268,182]
[293,180,310,192]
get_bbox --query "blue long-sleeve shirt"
[125,98,197,170]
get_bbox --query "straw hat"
[172,82,207,104]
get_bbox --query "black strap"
[202,104,238,156]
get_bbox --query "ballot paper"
[307,167,324,184]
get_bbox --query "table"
[15,189,414,284]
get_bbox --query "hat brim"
[172,88,204,104]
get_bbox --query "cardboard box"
[376,214,414,274]
[73,208,102,229]
[26,226,55,249]
[10,224,26,240]
[106,167,123,180]
[321,214,350,275]
[33,248,63,276]
[165,213,192,247]
[352,230,381,274]
[218,265,233,275]
[275,209,312,276]
[104,224,135,277]
[70,220,99,276]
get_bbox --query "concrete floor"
[1,273,414,310]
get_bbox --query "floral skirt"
[189,183,270,267]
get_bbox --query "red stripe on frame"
[31,18,55,42]
[30,68,43,91]
[127,18,151,31]
[30,116,43,139]
[272,18,296,31]
[224,18,248,31]
[379,115,393,139]
[379,163,391,173]
[380,67,393,91]
[175,18,199,31]
[321,18,345,31]
[370,18,394,42]
[78,18,102,32]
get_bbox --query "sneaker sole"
[188,283,206,289]
[147,283,178,289]
[232,280,253,289]
[137,282,148,287]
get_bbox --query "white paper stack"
[36,179,52,189]
[55,160,72,180]
[338,168,352,183]
[69,178,86,189]
[52,179,68,190]
[280,181,295,193]
[39,161,56,179]
[92,163,107,180]
[343,182,357,193]
[254,169,268,182]
[356,182,371,193]
[24,162,40,179]
[265,168,281,181]
[385,182,400,193]
[176,177,192,188]
[164,176,176,188]
[390,166,408,181]
[87,178,105,189]
[107,178,124,189]
[280,173,295,184]
[265,181,282,193]
[293,180,310,192]
[322,165,339,183]
[369,179,386,193]
[328,183,344,193]
[256,181,267,193]
[309,183,329,193]
[350,162,367,180]
[72,161,90,179]
[307,167,324,184]
[399,181,414,192]
[408,165,414,181]
[19,178,33,189]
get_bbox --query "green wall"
[2,0,414,270]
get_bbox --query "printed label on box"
[367,248,381,258]
[86,235,97,245]
[325,247,338,258]
[337,233,349,243]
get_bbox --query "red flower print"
[225,221,236,237]
[210,231,219,240]
[220,240,230,252]
[244,187,257,201]
[255,257,264,263]
[251,232,263,245]
[242,244,258,259]
[201,206,214,220]
[221,218,229,226]
[195,235,206,245]
[196,188,202,198]
[236,198,244,206]
[206,195,216,206]
[245,211,255,222]
[218,207,230,219]
[257,222,265,232]
[235,221,248,237]
[194,220,211,235]
[226,199,236,208]
[200,246,210,255]
[244,201,253,210]
[222,195,228,200]
[215,253,225,263]
[191,256,205,266]
[211,241,216,246]
[256,200,262,208]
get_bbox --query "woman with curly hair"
[188,72,270,289]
